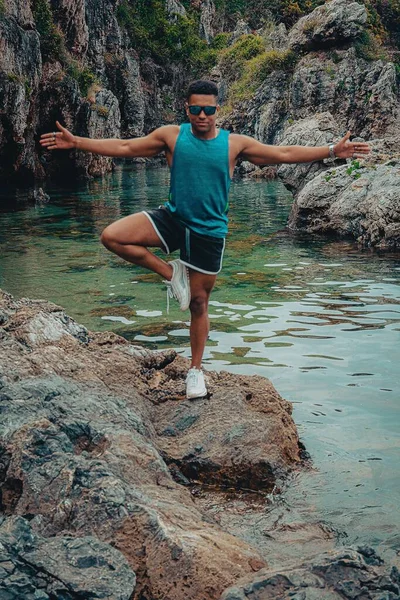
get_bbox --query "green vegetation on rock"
[66,60,97,97]
[116,0,218,74]
[32,0,98,97]
[220,34,297,107]
[32,0,65,62]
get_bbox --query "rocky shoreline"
[1,288,399,599]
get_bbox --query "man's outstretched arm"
[235,132,370,165]
[40,121,174,158]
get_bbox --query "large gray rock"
[288,154,400,249]
[290,48,399,139]
[0,290,305,600]
[75,88,121,177]
[288,0,367,52]
[221,547,400,600]
[165,0,186,21]
[277,112,341,194]
[0,516,136,600]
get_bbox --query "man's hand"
[40,121,76,151]
[334,132,370,160]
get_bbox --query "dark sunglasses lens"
[188,105,217,116]
[189,106,202,115]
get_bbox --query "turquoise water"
[1,164,399,560]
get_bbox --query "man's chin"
[193,124,210,132]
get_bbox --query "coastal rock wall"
[218,0,400,248]
[0,0,191,181]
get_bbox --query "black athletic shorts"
[142,206,225,275]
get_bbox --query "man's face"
[185,94,219,135]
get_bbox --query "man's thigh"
[104,212,164,248]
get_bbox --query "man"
[40,79,369,399]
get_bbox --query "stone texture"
[277,112,341,194]
[0,516,136,600]
[288,153,400,249]
[75,88,121,177]
[165,0,186,21]
[0,13,42,179]
[288,0,367,52]
[50,0,89,56]
[221,547,400,600]
[0,289,303,600]
[199,0,215,44]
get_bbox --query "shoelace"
[164,281,174,314]
[186,369,199,385]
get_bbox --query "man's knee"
[100,226,115,249]
[190,293,209,316]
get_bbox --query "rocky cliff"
[217,0,400,248]
[0,0,211,181]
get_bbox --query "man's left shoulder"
[227,132,250,152]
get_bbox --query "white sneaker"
[186,367,207,399]
[164,259,190,312]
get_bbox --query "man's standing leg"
[186,270,216,398]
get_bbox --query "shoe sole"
[186,389,207,399]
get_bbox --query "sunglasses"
[188,105,217,116]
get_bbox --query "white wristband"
[328,144,336,160]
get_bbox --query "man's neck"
[190,126,219,140]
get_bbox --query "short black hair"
[186,80,218,100]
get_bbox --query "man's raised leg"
[101,212,190,310]
[100,212,172,279]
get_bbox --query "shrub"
[355,30,388,61]
[220,35,265,80]
[228,48,297,103]
[66,60,97,97]
[116,0,219,73]
[211,32,231,50]
[32,0,65,62]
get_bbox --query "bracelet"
[328,144,336,160]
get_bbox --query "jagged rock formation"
[218,0,400,248]
[0,516,136,599]
[287,0,367,51]
[0,0,194,181]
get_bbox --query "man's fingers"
[342,131,351,143]
[56,120,67,132]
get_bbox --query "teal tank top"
[165,123,231,238]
